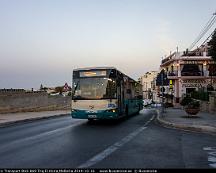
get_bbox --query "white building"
[158,45,216,107]
[139,71,159,103]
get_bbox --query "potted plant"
[180,95,200,116]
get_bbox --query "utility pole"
[161,69,165,114]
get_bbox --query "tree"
[55,86,64,94]
[39,84,48,91]
[208,28,216,62]
[40,84,43,90]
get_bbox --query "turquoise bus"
[71,67,143,121]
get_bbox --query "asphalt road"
[0,109,216,169]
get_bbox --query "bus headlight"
[107,109,117,113]
[71,109,77,112]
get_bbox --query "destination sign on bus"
[80,70,107,77]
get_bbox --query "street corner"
[155,110,216,136]
[155,110,176,128]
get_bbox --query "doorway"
[186,88,196,95]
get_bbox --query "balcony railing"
[181,71,203,76]
[209,72,216,76]
[167,70,216,78]
[167,71,178,76]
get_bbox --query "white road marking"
[203,147,216,168]
[150,116,155,121]
[204,147,216,151]
[210,163,216,168]
[78,115,154,168]
[144,114,155,126]
[78,126,147,168]
[208,156,216,162]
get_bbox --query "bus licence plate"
[88,115,97,118]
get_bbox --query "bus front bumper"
[71,109,118,120]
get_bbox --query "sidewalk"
[0,110,71,127]
[156,107,216,135]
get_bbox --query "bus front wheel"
[88,118,94,122]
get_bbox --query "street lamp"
[161,70,165,114]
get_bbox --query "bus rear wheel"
[125,106,128,116]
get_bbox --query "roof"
[73,66,139,83]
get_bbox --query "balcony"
[166,64,216,79]
[209,64,216,77]
[180,64,204,79]
[180,71,206,79]
[208,72,216,80]
[181,71,203,76]
[167,71,178,79]
[209,72,216,76]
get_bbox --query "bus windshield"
[73,78,117,100]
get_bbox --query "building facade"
[139,71,159,103]
[159,45,216,107]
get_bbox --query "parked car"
[143,99,152,107]
[151,103,162,108]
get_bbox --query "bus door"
[117,80,124,115]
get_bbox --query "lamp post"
[161,70,165,114]
[160,56,165,114]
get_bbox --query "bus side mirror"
[127,89,131,94]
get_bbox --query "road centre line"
[78,126,147,168]
[78,114,155,168]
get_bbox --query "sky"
[0,0,216,89]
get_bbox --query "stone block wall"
[209,91,216,114]
[0,91,71,113]
[200,101,209,112]
[199,92,216,114]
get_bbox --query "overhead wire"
[190,15,215,45]
[189,15,215,50]
[188,13,216,50]
[200,29,215,46]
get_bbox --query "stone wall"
[200,101,209,112]
[209,91,216,113]
[0,91,71,113]
[199,91,216,114]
